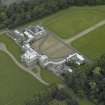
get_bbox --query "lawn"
[0,34,22,61]
[79,98,95,105]
[41,70,63,85]
[49,98,95,105]
[0,51,47,105]
[39,6,105,39]
[72,24,105,60]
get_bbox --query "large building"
[12,25,85,75]
[13,30,25,42]
[24,26,47,43]
[21,47,39,67]
[13,25,46,44]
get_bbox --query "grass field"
[38,6,105,39]
[41,70,62,85]
[17,5,105,40]
[0,51,47,105]
[72,24,105,60]
[79,98,95,105]
[0,34,62,105]
[0,34,22,61]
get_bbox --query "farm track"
[65,19,105,43]
[0,43,49,86]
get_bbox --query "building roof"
[22,48,39,63]
[67,53,84,61]
[68,68,72,72]
[24,31,34,39]
[22,44,30,51]
[66,53,85,65]
[76,53,84,61]
[29,25,45,36]
[14,30,24,37]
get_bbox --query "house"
[24,26,46,43]
[21,47,39,66]
[22,43,31,51]
[24,30,34,43]
[13,30,25,42]
[66,53,85,65]
[29,25,46,38]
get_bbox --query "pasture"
[0,34,62,105]
[72,25,105,60]
[79,98,95,105]
[41,6,105,39]
[21,6,105,39]
[0,51,47,105]
[0,34,22,61]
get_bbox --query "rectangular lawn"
[72,25,105,60]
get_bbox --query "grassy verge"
[41,69,63,85]
[79,98,95,105]
[0,34,22,61]
[72,24,105,60]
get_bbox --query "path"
[0,43,49,86]
[65,19,105,43]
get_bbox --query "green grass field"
[0,34,62,105]
[39,6,105,39]
[72,25,105,60]
[41,70,62,85]
[0,34,22,61]
[0,51,47,105]
[79,98,95,105]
